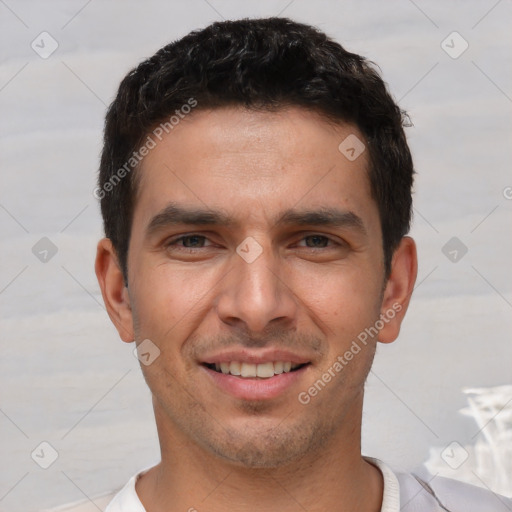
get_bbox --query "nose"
[215,240,298,335]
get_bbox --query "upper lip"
[201,349,311,365]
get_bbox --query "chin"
[202,418,329,469]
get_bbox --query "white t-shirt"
[105,458,512,512]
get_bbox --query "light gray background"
[1,1,511,511]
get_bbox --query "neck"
[137,396,383,512]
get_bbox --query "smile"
[204,361,307,378]
[201,361,311,401]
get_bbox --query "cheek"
[297,266,382,335]
[129,260,217,341]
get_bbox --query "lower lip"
[201,365,309,401]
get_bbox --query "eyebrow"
[145,202,367,238]
[274,208,366,234]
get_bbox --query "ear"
[95,238,134,343]
[378,236,418,344]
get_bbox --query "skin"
[96,106,417,512]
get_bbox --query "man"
[95,17,511,512]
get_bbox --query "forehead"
[133,106,378,234]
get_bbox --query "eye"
[297,235,336,248]
[166,234,211,249]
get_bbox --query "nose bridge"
[239,243,279,302]
[216,238,296,332]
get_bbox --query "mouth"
[200,359,311,401]
[203,361,310,378]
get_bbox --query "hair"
[98,17,414,282]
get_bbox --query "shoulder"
[104,471,147,512]
[367,457,512,512]
[396,469,512,512]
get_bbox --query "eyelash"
[165,233,342,250]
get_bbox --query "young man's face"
[97,106,416,468]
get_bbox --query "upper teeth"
[214,361,300,378]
